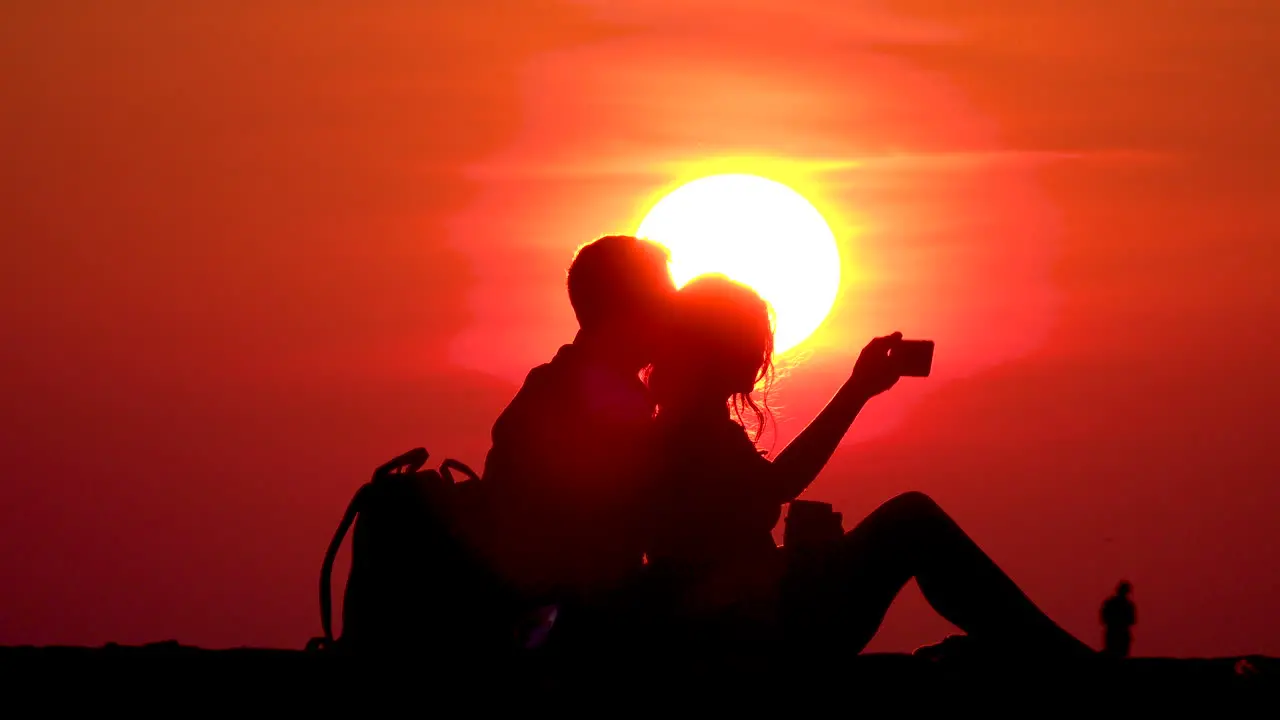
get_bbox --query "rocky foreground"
[1,642,1273,707]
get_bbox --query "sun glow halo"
[636,174,842,355]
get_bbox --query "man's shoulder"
[495,342,654,440]
[493,346,583,425]
[519,344,585,394]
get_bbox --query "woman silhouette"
[641,273,1093,659]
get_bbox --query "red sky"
[2,1,1278,656]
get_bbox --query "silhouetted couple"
[476,234,1094,662]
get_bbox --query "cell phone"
[892,339,934,378]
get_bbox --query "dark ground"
[0,643,1274,708]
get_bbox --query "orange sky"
[2,1,1278,656]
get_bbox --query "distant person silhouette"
[640,274,1096,660]
[1101,581,1136,658]
[476,234,676,648]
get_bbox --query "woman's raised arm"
[766,332,903,503]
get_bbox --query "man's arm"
[481,364,557,483]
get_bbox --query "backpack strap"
[376,447,428,478]
[439,458,480,485]
[315,482,369,648]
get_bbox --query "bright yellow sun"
[636,173,842,354]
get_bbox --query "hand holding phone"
[851,334,935,397]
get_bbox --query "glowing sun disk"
[636,173,842,354]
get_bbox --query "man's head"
[567,235,676,369]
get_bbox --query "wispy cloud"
[464,148,1171,181]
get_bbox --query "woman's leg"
[817,491,1094,657]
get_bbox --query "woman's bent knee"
[887,490,941,516]
[845,491,952,548]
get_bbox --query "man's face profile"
[632,269,677,366]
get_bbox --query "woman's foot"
[914,632,1100,667]
[912,634,988,663]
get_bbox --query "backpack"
[309,447,515,656]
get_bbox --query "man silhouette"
[478,234,676,644]
[1100,580,1136,658]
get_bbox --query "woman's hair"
[648,273,776,443]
